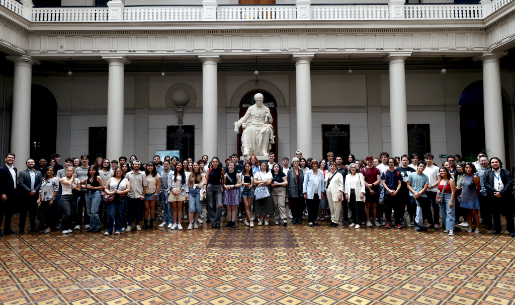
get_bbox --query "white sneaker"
[194,222,198,229]
[170,223,177,230]
[197,219,203,224]
[245,220,250,226]
[159,222,167,228]
[136,225,141,231]
[304,210,308,216]
[349,223,355,227]
[250,221,254,227]
[449,230,454,236]
[126,225,131,232]
[177,224,183,230]
[289,211,293,219]
[374,221,380,227]
[121,227,126,231]
[265,220,269,226]
[467,228,472,233]
[475,228,480,233]
[187,223,193,230]
[168,223,174,229]
[275,221,279,225]
[355,224,360,229]
[74,225,81,230]
[258,220,263,226]
[200,214,205,218]
[366,221,372,227]
[85,224,90,229]
[182,214,188,220]
[459,221,469,227]
[444,229,449,233]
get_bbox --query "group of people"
[0,149,513,238]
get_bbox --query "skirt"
[144,193,157,200]
[223,188,239,206]
[460,198,480,210]
[319,198,329,209]
[168,187,186,202]
[255,195,274,215]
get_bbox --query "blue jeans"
[85,191,101,230]
[207,184,223,225]
[189,188,202,213]
[439,193,455,230]
[127,197,143,226]
[161,191,173,224]
[106,196,125,233]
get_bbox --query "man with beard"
[17,159,43,233]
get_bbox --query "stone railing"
[124,6,203,22]
[31,7,109,22]
[492,0,513,11]
[217,5,297,21]
[311,4,389,20]
[0,0,22,15]
[404,4,483,19]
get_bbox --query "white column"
[482,52,506,165]
[104,56,129,162]
[6,56,39,170]
[293,54,314,157]
[387,52,411,157]
[199,56,220,159]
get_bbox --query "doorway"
[237,90,278,160]
[30,85,57,161]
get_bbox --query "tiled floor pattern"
[1,219,514,305]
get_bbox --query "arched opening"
[459,81,510,167]
[237,90,278,159]
[29,85,57,161]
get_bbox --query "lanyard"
[494,172,502,187]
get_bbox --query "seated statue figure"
[234,93,275,159]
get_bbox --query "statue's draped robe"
[237,104,275,157]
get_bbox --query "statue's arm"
[266,110,273,124]
[234,108,250,132]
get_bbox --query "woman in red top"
[437,167,456,236]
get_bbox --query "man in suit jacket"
[0,153,18,236]
[18,159,42,234]
[484,157,514,237]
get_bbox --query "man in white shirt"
[267,151,276,169]
[282,157,290,175]
[202,155,209,172]
[409,153,419,170]
[473,152,487,171]
[18,159,43,234]
[423,153,441,229]
[376,152,390,174]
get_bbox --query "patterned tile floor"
[1,216,514,305]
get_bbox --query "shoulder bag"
[104,178,123,203]
[435,179,450,204]
[254,172,270,200]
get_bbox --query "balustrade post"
[481,0,492,17]
[296,0,311,20]
[389,0,404,19]
[203,0,217,21]
[107,0,125,21]
[20,0,33,20]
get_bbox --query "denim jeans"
[127,197,143,226]
[189,188,202,213]
[438,193,454,230]
[411,196,430,227]
[85,191,101,230]
[106,197,125,233]
[60,194,76,231]
[161,191,173,224]
[207,184,223,225]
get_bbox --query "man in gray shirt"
[125,161,147,231]
[74,154,90,230]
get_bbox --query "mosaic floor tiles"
[1,219,514,305]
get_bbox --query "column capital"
[199,55,220,64]
[103,56,130,65]
[292,53,314,63]
[477,52,507,63]
[386,52,411,62]
[6,55,40,67]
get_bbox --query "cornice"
[0,5,29,31]
[485,0,515,28]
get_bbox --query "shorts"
[241,188,254,198]
[168,187,186,202]
[365,188,379,204]
[144,193,157,200]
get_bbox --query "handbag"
[104,178,123,203]
[435,179,450,204]
[254,172,270,200]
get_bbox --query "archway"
[30,85,57,161]
[459,81,510,166]
[237,90,278,159]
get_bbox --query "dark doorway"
[238,90,278,159]
[30,85,57,161]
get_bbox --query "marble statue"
[234,93,275,159]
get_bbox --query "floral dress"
[40,177,59,201]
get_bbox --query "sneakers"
[194,222,198,229]
[385,222,391,229]
[434,224,440,229]
[104,232,109,236]
[366,221,372,227]
[258,220,263,226]
[275,220,279,225]
[354,224,360,229]
[444,229,449,233]
[349,223,355,227]
[74,225,81,230]
[85,224,90,229]
[115,231,120,235]
[136,225,141,231]
[467,228,472,233]
[374,221,380,227]
[197,219,203,224]
[264,220,269,226]
[459,221,469,227]
[449,230,454,236]
[250,221,254,228]
[170,223,177,230]
[168,223,174,229]
[289,211,293,219]
[396,224,402,229]
[283,220,287,227]
[177,224,183,230]
[380,219,386,226]
[475,228,480,234]
[187,223,193,230]
[244,220,250,226]
[304,210,308,216]
[159,222,167,228]
[126,226,132,232]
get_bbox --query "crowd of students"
[0,149,513,238]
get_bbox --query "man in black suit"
[484,157,515,237]
[18,159,42,234]
[0,153,18,236]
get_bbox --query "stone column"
[293,54,314,157]
[482,52,506,165]
[7,56,39,170]
[199,56,220,159]
[387,52,411,157]
[104,56,129,162]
